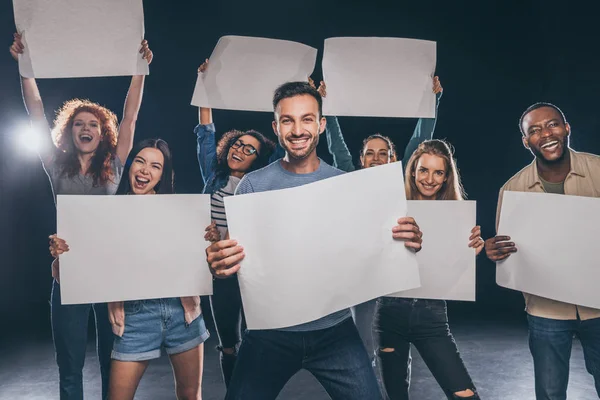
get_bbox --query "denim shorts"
[112,297,210,361]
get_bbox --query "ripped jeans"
[373,297,479,400]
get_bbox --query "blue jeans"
[226,318,382,399]
[51,280,113,400]
[528,314,600,400]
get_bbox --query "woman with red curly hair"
[10,33,153,400]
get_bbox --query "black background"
[1,0,598,330]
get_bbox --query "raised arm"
[11,33,53,161]
[314,80,355,172]
[115,40,153,164]
[195,60,218,185]
[401,76,443,169]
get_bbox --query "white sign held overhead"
[191,36,317,112]
[322,37,436,118]
[496,191,600,310]
[13,0,148,78]
[57,194,213,305]
[391,201,477,301]
[224,162,421,330]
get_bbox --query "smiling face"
[227,134,261,173]
[413,153,447,200]
[272,94,325,160]
[71,111,102,154]
[360,138,392,168]
[128,147,164,195]
[521,106,570,163]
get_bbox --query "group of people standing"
[10,31,600,400]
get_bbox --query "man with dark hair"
[485,103,600,399]
[205,81,424,400]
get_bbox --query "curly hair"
[214,129,275,182]
[50,99,119,187]
[404,139,466,201]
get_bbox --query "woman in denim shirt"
[195,60,276,387]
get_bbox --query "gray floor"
[0,314,597,399]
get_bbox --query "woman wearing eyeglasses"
[194,60,276,387]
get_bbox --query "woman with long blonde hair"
[373,139,484,400]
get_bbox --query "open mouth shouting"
[79,133,93,144]
[133,175,150,190]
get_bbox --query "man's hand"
[484,235,517,261]
[206,239,245,278]
[393,217,423,252]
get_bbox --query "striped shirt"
[235,159,352,332]
[211,176,241,240]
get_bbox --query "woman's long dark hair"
[116,138,174,195]
[214,129,275,182]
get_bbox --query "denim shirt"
[325,91,443,172]
[195,123,284,194]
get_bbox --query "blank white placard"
[322,37,436,118]
[13,0,148,78]
[191,36,317,112]
[57,194,213,304]
[224,162,421,330]
[391,200,477,301]
[497,191,600,309]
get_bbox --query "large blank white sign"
[57,194,213,305]
[13,0,148,78]
[497,191,600,309]
[322,37,436,118]
[224,162,421,330]
[391,201,477,301]
[191,36,317,112]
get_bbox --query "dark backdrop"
[1,0,598,330]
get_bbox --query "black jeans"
[373,297,478,400]
[210,275,246,387]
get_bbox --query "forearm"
[117,75,146,162]
[21,76,46,122]
[199,107,213,125]
[326,116,355,172]
[402,92,442,167]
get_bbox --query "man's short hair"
[519,102,567,135]
[273,81,323,118]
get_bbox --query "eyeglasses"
[231,140,259,156]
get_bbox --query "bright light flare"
[15,122,46,154]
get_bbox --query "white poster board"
[322,37,436,118]
[57,194,213,304]
[391,201,477,301]
[13,0,148,78]
[191,36,317,112]
[497,191,600,309]
[225,162,421,329]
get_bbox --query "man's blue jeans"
[225,317,382,399]
[528,314,600,400]
[51,280,113,400]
